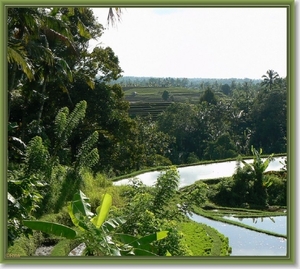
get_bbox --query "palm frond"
[7,44,34,81]
[107,8,122,27]
[77,18,91,39]
[42,28,78,56]
[41,13,73,40]
[54,57,73,82]
[26,41,54,66]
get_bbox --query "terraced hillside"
[123,86,204,119]
[123,86,203,103]
[128,102,172,119]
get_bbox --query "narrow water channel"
[189,213,287,256]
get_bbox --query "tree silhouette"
[162,90,170,101]
[261,69,279,91]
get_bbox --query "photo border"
[0,0,296,266]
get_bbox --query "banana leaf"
[23,220,77,239]
[91,193,112,228]
[70,190,93,218]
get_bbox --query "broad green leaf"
[102,217,126,232]
[262,159,270,172]
[85,76,95,90]
[23,220,77,239]
[262,154,274,172]
[156,230,169,240]
[114,233,136,245]
[166,250,172,256]
[91,193,112,228]
[67,203,87,231]
[134,231,169,246]
[131,248,158,256]
[77,19,91,39]
[132,242,158,254]
[71,190,93,218]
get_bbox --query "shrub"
[95,172,113,188]
[186,152,199,164]
[212,177,235,206]
[266,174,286,205]
[7,233,41,256]
[7,101,99,247]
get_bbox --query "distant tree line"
[109,76,261,89]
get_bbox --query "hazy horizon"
[91,7,287,80]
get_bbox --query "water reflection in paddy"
[222,215,287,236]
[114,157,286,188]
[189,213,287,256]
[114,157,287,256]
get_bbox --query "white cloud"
[91,7,287,79]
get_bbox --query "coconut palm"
[7,8,72,117]
[7,8,82,132]
[7,8,40,120]
[107,8,123,27]
[261,69,280,91]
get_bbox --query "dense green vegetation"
[6,7,287,258]
[178,221,231,256]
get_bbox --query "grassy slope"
[178,220,231,256]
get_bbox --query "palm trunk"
[8,63,17,122]
[36,77,47,134]
[21,94,29,141]
[66,90,73,106]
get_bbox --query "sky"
[90,7,287,79]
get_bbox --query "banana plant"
[23,190,170,256]
[241,146,274,187]
[241,146,274,206]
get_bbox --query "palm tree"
[7,8,41,120]
[107,8,122,27]
[261,69,280,91]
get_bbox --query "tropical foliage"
[211,147,285,208]
[24,191,170,256]
[6,7,287,257]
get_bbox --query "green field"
[123,86,204,119]
[123,86,203,103]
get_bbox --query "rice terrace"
[5,6,291,262]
